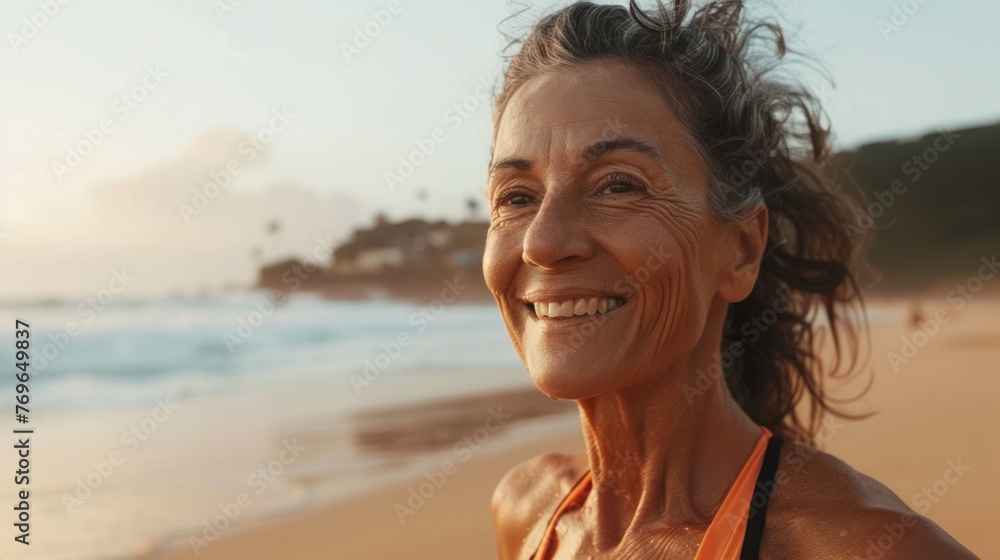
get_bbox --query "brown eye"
[599,172,645,195]
[603,182,636,194]
[497,189,533,206]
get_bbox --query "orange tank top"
[530,427,783,560]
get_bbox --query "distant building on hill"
[331,217,486,276]
[257,216,492,300]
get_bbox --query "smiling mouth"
[525,296,627,319]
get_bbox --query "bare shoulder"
[763,442,978,559]
[491,452,588,560]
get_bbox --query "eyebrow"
[489,137,666,177]
[583,137,665,165]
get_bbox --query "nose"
[522,193,596,269]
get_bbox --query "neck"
[577,333,762,549]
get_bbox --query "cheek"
[612,209,717,361]
[483,225,520,297]
[609,203,706,295]
[484,225,532,360]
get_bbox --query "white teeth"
[559,300,574,316]
[530,297,624,318]
[548,302,560,317]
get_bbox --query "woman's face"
[484,59,757,400]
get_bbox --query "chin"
[524,354,617,401]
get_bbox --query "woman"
[483,2,976,559]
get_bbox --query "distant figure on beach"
[482,1,976,558]
[909,300,926,328]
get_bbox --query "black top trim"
[740,435,785,560]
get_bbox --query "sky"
[1,0,998,299]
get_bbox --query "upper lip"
[520,289,629,303]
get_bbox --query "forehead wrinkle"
[502,105,686,163]
[504,116,630,136]
[507,98,651,118]
[503,100,650,132]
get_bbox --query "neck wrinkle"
[576,348,762,553]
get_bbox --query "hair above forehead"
[492,1,871,447]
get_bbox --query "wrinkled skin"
[485,58,743,402]
[484,59,976,560]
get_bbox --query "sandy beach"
[139,391,582,560]
[142,296,1000,560]
[146,425,583,560]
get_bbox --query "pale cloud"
[0,129,361,300]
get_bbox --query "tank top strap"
[693,427,773,560]
[530,470,592,560]
[738,434,784,560]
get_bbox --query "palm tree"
[263,219,281,263]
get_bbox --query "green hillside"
[830,121,1000,292]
